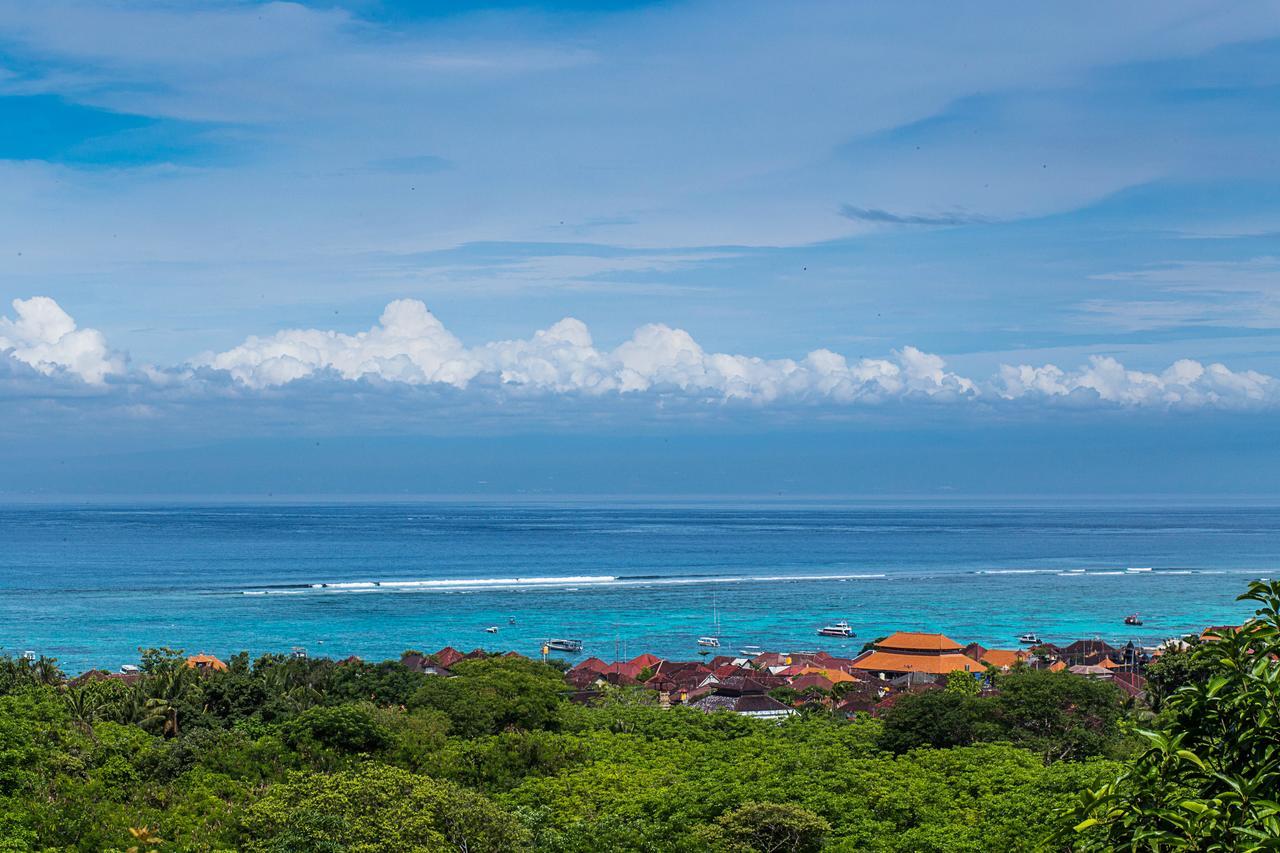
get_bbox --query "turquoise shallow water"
[0,502,1274,673]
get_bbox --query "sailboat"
[697,595,723,647]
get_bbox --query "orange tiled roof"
[877,631,964,652]
[817,668,860,684]
[1049,660,1067,672]
[185,653,227,672]
[850,650,980,675]
[979,649,1026,669]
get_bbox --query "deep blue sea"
[1,502,1275,674]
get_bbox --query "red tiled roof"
[789,674,835,692]
[628,653,663,668]
[433,647,465,667]
[602,661,645,679]
[570,656,609,674]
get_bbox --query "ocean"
[0,501,1274,674]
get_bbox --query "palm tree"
[64,687,106,737]
[34,656,62,686]
[141,667,194,738]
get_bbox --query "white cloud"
[195,299,977,403]
[199,299,479,388]
[0,296,122,383]
[5,295,1277,411]
[995,355,1276,408]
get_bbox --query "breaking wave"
[240,571,888,596]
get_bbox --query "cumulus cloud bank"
[4,296,1278,410]
[195,299,977,403]
[0,297,122,384]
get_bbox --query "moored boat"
[1017,632,1041,645]
[545,638,583,653]
[697,636,720,647]
[817,620,855,638]
[1124,614,1143,626]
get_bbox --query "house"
[690,692,796,719]
[688,676,795,719]
[979,648,1027,670]
[400,652,454,676]
[565,668,606,689]
[889,671,940,689]
[850,632,984,679]
[788,674,836,693]
[67,668,141,687]
[628,653,664,670]
[184,653,227,673]
[1060,639,1116,666]
[416,646,465,668]
[1110,671,1148,700]
[1069,664,1113,678]
[834,681,883,717]
[568,657,609,675]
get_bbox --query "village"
[70,623,1237,718]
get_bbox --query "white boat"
[1017,632,1041,645]
[119,664,140,674]
[817,620,855,638]
[545,638,583,653]
[738,645,764,657]
[697,595,723,648]
[485,626,499,634]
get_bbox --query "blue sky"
[1,0,1280,496]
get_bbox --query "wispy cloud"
[838,204,987,227]
[1081,257,1280,330]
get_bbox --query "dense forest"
[1,580,1277,852]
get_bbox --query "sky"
[2,0,1280,498]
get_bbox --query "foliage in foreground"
[0,651,1125,852]
[1063,579,1280,851]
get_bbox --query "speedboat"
[485,626,499,634]
[545,638,583,653]
[1017,632,1041,645]
[697,636,721,648]
[817,620,855,638]
[1124,614,1143,626]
